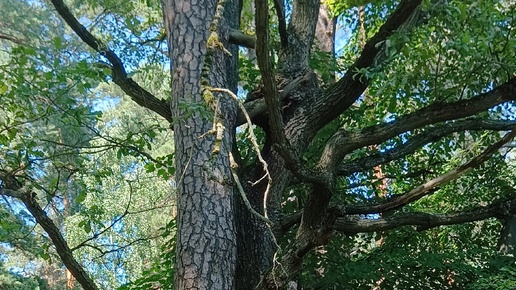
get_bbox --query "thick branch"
[273,0,288,48]
[335,198,516,235]
[229,29,256,49]
[49,0,172,122]
[255,0,284,145]
[338,119,516,176]
[1,188,98,290]
[278,0,320,73]
[236,74,308,125]
[307,0,423,131]
[345,130,516,215]
[320,77,516,171]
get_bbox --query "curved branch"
[49,0,172,123]
[338,119,516,176]
[1,188,99,290]
[344,129,516,215]
[320,77,516,171]
[335,198,516,235]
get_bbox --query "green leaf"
[76,191,87,204]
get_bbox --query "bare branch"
[49,0,172,123]
[335,198,516,235]
[338,119,516,176]
[345,129,516,215]
[2,188,99,290]
[255,0,284,146]
[273,0,288,48]
[0,33,24,44]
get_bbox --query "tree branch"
[1,187,99,290]
[278,0,320,73]
[344,129,516,215]
[320,77,516,171]
[335,198,516,235]
[0,33,24,45]
[255,0,284,146]
[338,119,516,176]
[49,0,172,123]
[273,0,288,48]
[307,0,423,131]
[229,29,256,49]
[236,74,308,125]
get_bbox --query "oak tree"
[2,0,516,289]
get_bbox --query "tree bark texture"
[161,0,239,288]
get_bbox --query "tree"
[2,0,516,289]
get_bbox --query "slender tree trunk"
[161,1,239,288]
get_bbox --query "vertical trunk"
[235,152,291,289]
[161,0,239,288]
[314,3,337,84]
[498,215,516,255]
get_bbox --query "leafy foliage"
[1,0,516,288]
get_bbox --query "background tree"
[1,0,516,289]
[0,0,173,289]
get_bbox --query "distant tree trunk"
[161,0,239,288]
[498,215,516,255]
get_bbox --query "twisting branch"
[49,0,172,123]
[335,198,516,234]
[210,87,273,220]
[344,129,516,215]
[319,77,516,172]
[338,119,516,176]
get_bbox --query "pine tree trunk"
[161,0,239,288]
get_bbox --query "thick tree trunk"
[235,150,293,289]
[161,1,239,288]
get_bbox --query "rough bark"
[161,0,239,288]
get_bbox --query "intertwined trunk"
[161,0,239,288]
